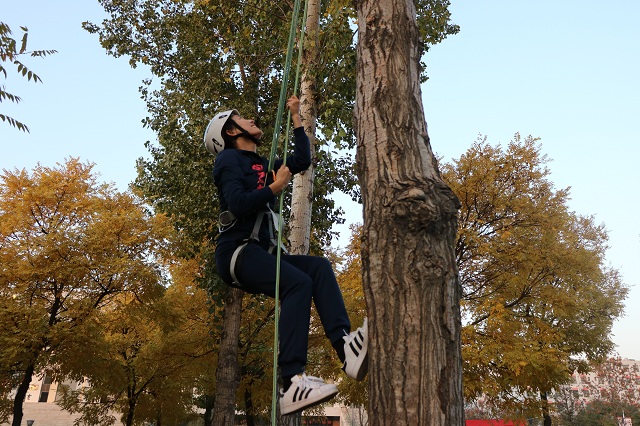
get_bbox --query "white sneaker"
[342,318,369,381]
[279,373,338,415]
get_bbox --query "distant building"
[553,358,640,406]
[7,373,90,405]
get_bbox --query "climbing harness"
[218,206,287,286]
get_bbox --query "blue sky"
[2,1,639,359]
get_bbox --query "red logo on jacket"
[252,164,266,189]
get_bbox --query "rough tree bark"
[211,286,244,426]
[354,0,464,425]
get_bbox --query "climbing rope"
[268,0,309,423]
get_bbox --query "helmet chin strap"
[231,120,261,146]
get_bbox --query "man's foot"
[279,374,338,415]
[342,317,369,381]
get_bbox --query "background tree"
[553,358,640,426]
[0,158,172,426]
[570,400,639,426]
[593,357,640,405]
[551,386,584,426]
[322,225,368,407]
[57,254,217,426]
[0,22,56,132]
[551,357,640,425]
[440,135,628,420]
[354,0,464,424]
[85,0,458,422]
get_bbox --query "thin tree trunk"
[244,388,256,426]
[540,391,552,426]
[289,0,321,256]
[211,286,244,426]
[354,0,464,425]
[11,362,35,426]
[281,1,321,424]
[203,394,214,426]
[125,384,137,426]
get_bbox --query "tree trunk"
[244,388,255,426]
[288,0,321,256]
[203,394,214,426]
[281,2,321,424]
[211,286,244,426]
[11,362,35,426]
[540,392,552,426]
[125,386,137,426]
[354,1,464,425]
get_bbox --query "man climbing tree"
[86,0,459,423]
[354,1,465,424]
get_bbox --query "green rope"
[267,0,303,171]
[269,0,309,423]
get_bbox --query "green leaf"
[0,21,55,131]
[0,113,30,132]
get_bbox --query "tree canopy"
[440,134,628,413]
[336,135,628,417]
[83,0,458,253]
[84,0,356,254]
[57,255,218,426]
[84,2,458,422]
[0,159,173,425]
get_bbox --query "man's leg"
[282,255,351,349]
[283,254,369,381]
[234,245,339,415]
[235,244,312,379]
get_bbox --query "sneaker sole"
[280,387,339,416]
[345,349,369,381]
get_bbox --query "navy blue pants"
[217,243,351,378]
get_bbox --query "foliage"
[83,0,355,256]
[84,0,458,418]
[414,0,460,82]
[83,0,458,253]
[0,21,56,132]
[57,262,218,426]
[335,136,628,416]
[440,134,628,414]
[558,399,640,426]
[329,224,367,407]
[0,159,172,424]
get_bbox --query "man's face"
[230,114,263,140]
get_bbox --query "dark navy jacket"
[213,126,311,254]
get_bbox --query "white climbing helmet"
[203,109,238,155]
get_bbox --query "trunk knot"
[398,187,427,201]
